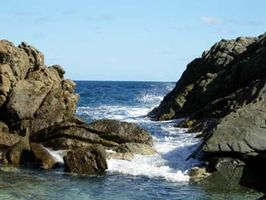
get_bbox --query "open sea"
[0,81,261,200]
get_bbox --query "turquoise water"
[0,168,260,200]
[0,81,261,200]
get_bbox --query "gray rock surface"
[64,145,107,175]
[150,34,265,121]
[149,33,266,191]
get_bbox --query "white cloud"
[200,16,222,25]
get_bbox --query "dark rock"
[197,158,265,191]
[150,34,265,121]
[202,83,266,155]
[64,145,107,175]
[150,33,266,191]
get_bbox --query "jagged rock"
[18,42,44,69]
[30,143,61,169]
[64,145,107,175]
[150,33,266,191]
[0,40,79,133]
[150,34,265,121]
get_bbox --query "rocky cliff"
[150,33,266,191]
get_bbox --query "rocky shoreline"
[150,33,266,192]
[0,40,155,174]
[0,32,265,195]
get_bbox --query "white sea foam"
[106,122,199,182]
[76,91,200,183]
[77,105,151,122]
[45,149,68,164]
[136,93,164,104]
[107,155,190,182]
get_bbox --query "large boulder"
[64,145,107,175]
[0,40,79,134]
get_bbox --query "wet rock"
[64,145,107,175]
[189,167,211,184]
[30,143,61,169]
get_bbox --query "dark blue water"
[0,81,261,200]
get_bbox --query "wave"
[107,155,189,182]
[136,93,164,105]
[76,105,200,183]
[77,105,152,122]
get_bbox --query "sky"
[0,0,265,81]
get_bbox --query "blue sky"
[1,0,265,81]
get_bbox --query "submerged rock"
[64,145,107,175]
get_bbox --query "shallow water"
[0,81,262,199]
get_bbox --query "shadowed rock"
[64,145,107,175]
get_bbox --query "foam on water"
[136,93,164,104]
[76,93,200,183]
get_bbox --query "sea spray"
[76,82,200,182]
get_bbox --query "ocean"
[0,81,261,200]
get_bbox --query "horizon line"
[73,79,176,83]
